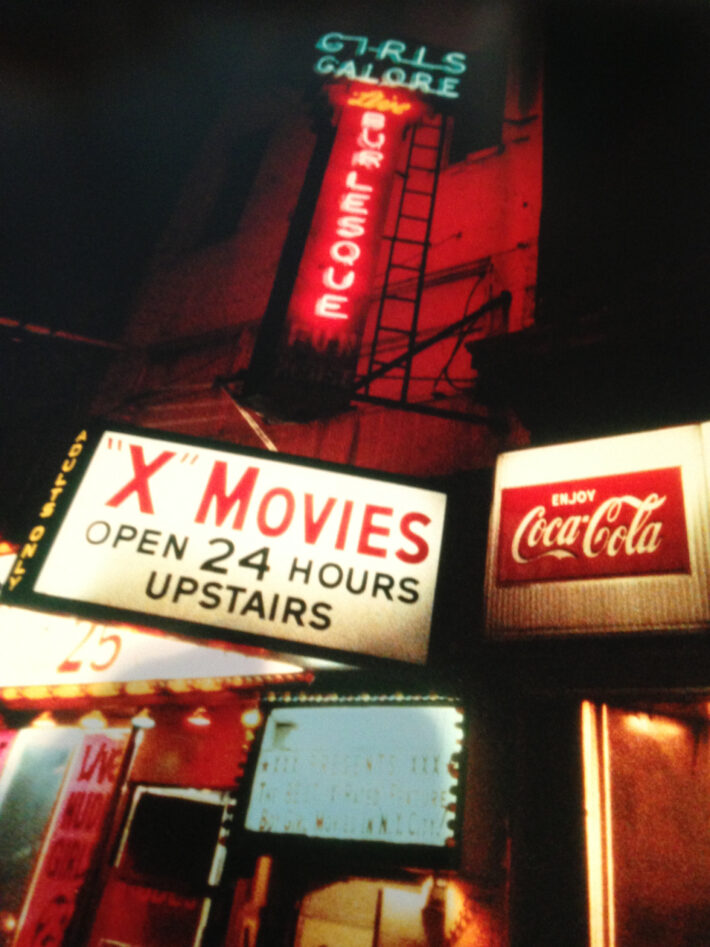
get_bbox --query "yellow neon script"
[347,89,411,114]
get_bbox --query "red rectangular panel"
[497,467,691,584]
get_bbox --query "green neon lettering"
[376,39,407,63]
[314,55,337,76]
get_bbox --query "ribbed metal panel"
[485,423,710,638]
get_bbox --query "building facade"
[1,2,709,945]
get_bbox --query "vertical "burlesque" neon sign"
[264,82,421,419]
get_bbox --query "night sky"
[1,0,709,537]
[3,0,704,337]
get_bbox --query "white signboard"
[3,429,446,664]
[244,705,462,848]
[486,422,710,637]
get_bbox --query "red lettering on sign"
[304,494,337,544]
[257,488,296,537]
[13,733,126,947]
[396,512,431,565]
[78,741,122,785]
[190,459,434,563]
[106,445,175,514]
[195,462,259,528]
[357,505,392,557]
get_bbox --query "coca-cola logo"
[497,467,691,584]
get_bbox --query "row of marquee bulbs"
[29,706,264,731]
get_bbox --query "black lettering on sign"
[200,538,234,573]
[85,521,188,558]
[144,572,332,630]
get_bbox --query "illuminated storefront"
[0,628,506,946]
[0,549,314,946]
[0,427,509,946]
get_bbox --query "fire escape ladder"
[361,113,446,402]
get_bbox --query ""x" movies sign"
[2,426,446,665]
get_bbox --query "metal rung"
[382,235,428,246]
[403,187,434,197]
[391,263,421,272]
[400,213,429,222]
[371,356,404,367]
[408,164,435,172]
[412,142,439,150]
[383,294,417,304]
[377,325,411,335]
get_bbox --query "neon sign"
[314,32,467,100]
[347,88,413,115]
[313,111,388,324]
[261,82,421,415]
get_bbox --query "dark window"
[447,43,508,164]
[118,791,224,889]
[196,127,270,249]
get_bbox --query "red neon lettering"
[330,241,360,265]
[339,191,370,214]
[195,462,259,528]
[106,445,175,514]
[336,216,366,238]
[352,148,384,170]
[345,170,373,192]
[358,127,385,150]
[315,113,389,326]
[315,293,348,319]
[323,266,355,291]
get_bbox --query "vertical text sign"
[275,84,421,407]
[15,732,128,947]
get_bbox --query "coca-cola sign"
[498,467,691,584]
